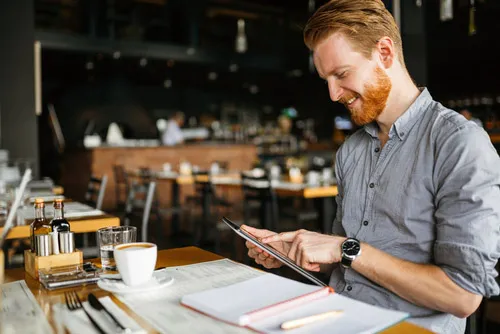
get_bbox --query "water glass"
[97,226,136,270]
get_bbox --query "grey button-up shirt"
[330,88,500,334]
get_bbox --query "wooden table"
[148,171,339,234]
[0,215,120,240]
[3,246,432,333]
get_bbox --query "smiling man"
[242,1,500,333]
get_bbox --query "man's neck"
[376,73,421,134]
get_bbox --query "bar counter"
[61,143,258,210]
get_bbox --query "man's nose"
[328,80,343,102]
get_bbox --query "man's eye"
[337,71,347,79]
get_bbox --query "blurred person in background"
[161,111,185,146]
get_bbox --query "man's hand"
[241,225,290,269]
[262,229,345,272]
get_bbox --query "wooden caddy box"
[24,249,83,279]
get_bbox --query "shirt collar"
[363,87,433,140]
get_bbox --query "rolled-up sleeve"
[434,124,500,297]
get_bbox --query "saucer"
[97,269,174,294]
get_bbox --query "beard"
[340,67,392,126]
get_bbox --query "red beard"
[341,67,392,126]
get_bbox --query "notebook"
[181,273,409,333]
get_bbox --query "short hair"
[172,111,185,121]
[304,0,405,66]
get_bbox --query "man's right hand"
[241,225,289,269]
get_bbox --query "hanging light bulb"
[235,19,248,53]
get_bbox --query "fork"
[64,291,106,334]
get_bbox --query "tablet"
[222,217,327,287]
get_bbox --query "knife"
[88,293,129,332]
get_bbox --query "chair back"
[84,175,108,210]
[241,170,273,199]
[141,181,157,242]
[193,170,213,197]
[138,167,154,184]
[240,170,278,230]
[124,178,159,241]
[113,165,129,208]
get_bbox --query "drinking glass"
[97,226,136,270]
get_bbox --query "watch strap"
[341,255,353,268]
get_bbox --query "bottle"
[30,199,51,253]
[50,199,70,233]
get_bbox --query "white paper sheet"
[181,273,322,325]
[0,280,54,334]
[182,274,409,334]
[117,259,264,333]
[252,293,408,334]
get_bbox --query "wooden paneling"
[62,144,257,210]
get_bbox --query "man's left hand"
[262,230,346,272]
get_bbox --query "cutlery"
[88,293,129,332]
[64,291,106,334]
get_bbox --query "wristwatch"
[341,238,361,268]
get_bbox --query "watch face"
[342,239,360,256]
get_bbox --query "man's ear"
[376,36,395,69]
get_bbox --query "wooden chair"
[124,178,162,243]
[84,175,108,210]
[240,170,279,231]
[124,181,158,242]
[112,165,129,212]
[80,175,108,256]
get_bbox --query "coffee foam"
[116,243,154,251]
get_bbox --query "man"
[161,111,185,146]
[243,1,500,333]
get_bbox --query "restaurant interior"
[1,0,499,333]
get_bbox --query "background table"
[0,215,120,240]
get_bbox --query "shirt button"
[400,132,405,137]
[346,285,352,291]
[369,183,375,188]
[374,147,380,153]
[363,221,369,226]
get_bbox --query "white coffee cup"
[114,242,157,286]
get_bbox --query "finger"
[245,241,262,253]
[288,237,301,262]
[295,241,303,267]
[241,225,271,238]
[300,250,309,269]
[258,253,269,261]
[309,264,321,272]
[248,249,257,258]
[262,231,299,243]
[265,258,280,269]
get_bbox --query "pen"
[280,310,344,330]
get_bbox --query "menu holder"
[24,249,83,280]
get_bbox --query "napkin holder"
[24,249,83,280]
